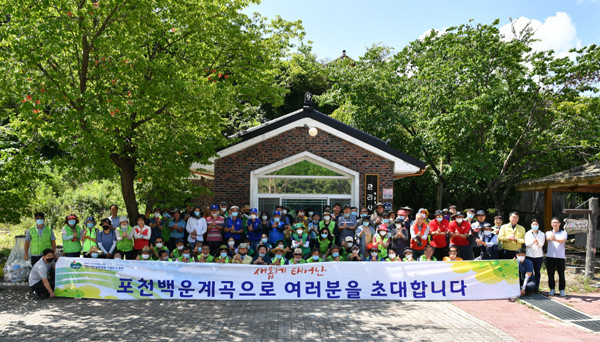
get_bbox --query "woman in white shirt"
[546,217,568,297]
[524,219,545,291]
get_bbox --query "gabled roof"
[515,160,600,192]
[191,102,427,177]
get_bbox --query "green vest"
[29,226,52,256]
[62,225,82,253]
[316,237,331,255]
[289,258,306,264]
[292,232,310,254]
[307,256,322,263]
[82,227,98,252]
[197,254,214,263]
[271,257,286,265]
[161,217,171,242]
[152,246,169,260]
[116,226,133,252]
[374,235,389,258]
[215,256,231,263]
[319,220,336,235]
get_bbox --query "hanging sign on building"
[564,218,589,234]
[365,174,379,213]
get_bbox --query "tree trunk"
[118,159,139,221]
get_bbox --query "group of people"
[26,202,568,299]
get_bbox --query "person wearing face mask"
[28,249,56,299]
[318,211,337,240]
[306,209,315,225]
[385,249,402,261]
[326,246,343,262]
[516,249,536,297]
[205,204,225,255]
[341,236,356,259]
[409,213,429,259]
[272,239,291,260]
[337,205,358,245]
[186,206,207,251]
[348,245,362,261]
[470,210,488,259]
[116,216,135,260]
[268,210,286,246]
[372,225,390,259]
[151,236,169,261]
[258,233,272,252]
[132,215,151,255]
[308,211,321,240]
[546,217,567,297]
[306,248,323,263]
[223,206,244,244]
[417,208,429,223]
[246,208,263,251]
[61,214,82,257]
[270,246,287,265]
[174,246,195,263]
[97,219,117,259]
[365,244,381,261]
[158,249,171,261]
[357,216,375,258]
[167,209,186,251]
[476,223,498,260]
[219,202,229,218]
[225,237,237,256]
[214,245,231,263]
[448,212,473,260]
[295,208,309,228]
[112,251,123,260]
[232,243,253,264]
[241,204,252,223]
[524,219,545,292]
[465,208,476,224]
[402,248,415,262]
[428,210,449,261]
[389,217,409,257]
[442,208,450,222]
[171,239,186,259]
[196,244,215,263]
[442,246,463,261]
[493,215,504,254]
[81,216,99,256]
[149,208,164,245]
[86,246,102,259]
[289,248,307,264]
[498,212,525,260]
[291,219,311,257]
[252,245,272,265]
[313,228,334,256]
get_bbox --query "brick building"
[191,94,426,214]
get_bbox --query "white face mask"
[250,214,257,220]
[114,257,122,260]
[177,245,184,250]
[389,253,396,259]
[296,229,303,235]
[277,245,284,249]
[406,254,413,259]
[228,241,235,246]
[517,256,525,262]
[282,210,287,215]
[154,213,160,218]
[379,231,386,236]
[347,243,353,247]
[262,215,268,220]
[156,243,163,248]
[142,254,150,260]
[456,218,463,224]
[371,252,378,257]
[324,216,330,221]
[221,207,226,212]
[483,230,491,236]
[308,211,313,217]
[212,212,218,216]
[121,224,127,228]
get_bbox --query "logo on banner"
[70,261,83,270]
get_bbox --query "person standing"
[80,216,98,256]
[97,219,117,259]
[546,217,568,297]
[390,217,409,258]
[428,210,449,261]
[476,223,499,260]
[498,212,526,259]
[448,212,473,260]
[168,210,186,251]
[24,212,56,266]
[61,214,82,257]
[187,206,207,250]
[337,205,357,245]
[524,219,545,292]
[205,204,224,255]
[116,216,135,260]
[108,204,120,229]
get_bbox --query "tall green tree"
[0,0,301,220]
[320,20,600,213]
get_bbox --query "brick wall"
[212,127,394,208]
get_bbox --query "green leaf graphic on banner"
[449,260,518,285]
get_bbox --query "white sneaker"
[560,290,566,297]
[548,289,555,296]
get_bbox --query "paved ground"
[2,283,600,341]
[0,284,515,341]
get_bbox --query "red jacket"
[428,219,449,248]
[410,221,429,251]
[448,220,471,246]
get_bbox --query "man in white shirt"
[546,217,568,297]
[524,219,545,292]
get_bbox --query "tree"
[320,20,600,213]
[0,0,301,220]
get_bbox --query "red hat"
[377,225,389,232]
[367,243,377,251]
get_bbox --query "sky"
[245,0,600,61]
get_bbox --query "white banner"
[55,258,520,300]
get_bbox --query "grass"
[537,263,600,294]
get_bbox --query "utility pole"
[586,198,598,279]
